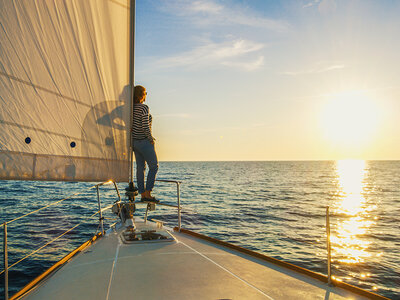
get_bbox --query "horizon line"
[158,159,400,162]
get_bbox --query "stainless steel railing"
[141,179,182,231]
[326,206,332,285]
[2,180,335,300]
[3,222,8,300]
[1,180,120,300]
[1,179,183,299]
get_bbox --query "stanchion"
[177,182,181,231]
[3,222,8,300]
[326,206,332,285]
[96,186,105,235]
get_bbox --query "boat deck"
[21,219,370,300]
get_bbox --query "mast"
[128,0,136,189]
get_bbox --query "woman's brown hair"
[134,85,146,104]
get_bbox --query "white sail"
[0,0,131,182]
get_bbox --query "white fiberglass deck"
[22,220,369,300]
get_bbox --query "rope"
[94,221,101,236]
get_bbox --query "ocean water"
[0,160,399,299]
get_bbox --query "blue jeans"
[133,139,159,194]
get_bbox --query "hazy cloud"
[282,63,345,76]
[302,0,337,14]
[160,0,289,32]
[189,1,223,14]
[303,3,314,9]
[303,0,319,9]
[157,39,265,71]
[179,123,266,135]
[155,113,191,119]
[318,0,337,15]
[221,56,265,72]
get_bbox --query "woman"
[132,85,158,202]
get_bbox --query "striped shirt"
[132,103,154,141]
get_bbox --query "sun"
[320,91,379,149]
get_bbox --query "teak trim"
[11,233,102,300]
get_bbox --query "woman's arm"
[141,105,155,143]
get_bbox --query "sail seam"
[0,150,128,163]
[0,120,83,141]
[0,120,124,149]
[0,71,117,114]
[0,119,124,150]
[0,71,92,108]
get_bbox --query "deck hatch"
[120,227,175,244]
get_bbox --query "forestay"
[0,0,131,182]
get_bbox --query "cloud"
[179,123,268,136]
[303,3,314,9]
[303,0,320,9]
[303,0,321,8]
[302,0,337,14]
[221,56,265,72]
[318,0,337,15]
[282,63,345,76]
[189,1,223,14]
[163,0,223,15]
[160,0,289,32]
[156,39,265,71]
[155,113,191,119]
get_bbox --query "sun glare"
[331,160,377,265]
[320,91,379,150]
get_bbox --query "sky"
[134,0,400,161]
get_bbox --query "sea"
[0,160,399,299]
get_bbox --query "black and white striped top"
[132,103,154,141]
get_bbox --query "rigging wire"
[0,209,101,276]
[1,181,115,227]
[2,185,98,226]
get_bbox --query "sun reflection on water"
[331,160,376,264]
